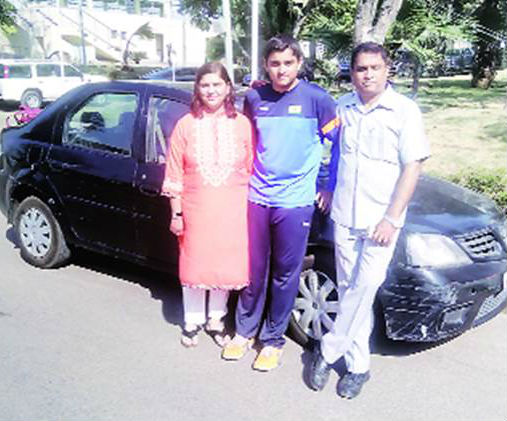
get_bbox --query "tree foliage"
[179,0,350,64]
[0,0,16,30]
[389,0,476,95]
[122,22,154,67]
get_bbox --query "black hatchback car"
[1,81,506,346]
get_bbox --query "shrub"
[447,169,507,215]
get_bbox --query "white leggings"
[182,287,229,326]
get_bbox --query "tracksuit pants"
[320,224,400,373]
[235,201,314,348]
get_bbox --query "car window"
[64,65,82,77]
[36,64,61,77]
[145,96,189,164]
[7,65,32,78]
[64,92,138,156]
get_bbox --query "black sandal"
[181,326,201,348]
[205,322,230,348]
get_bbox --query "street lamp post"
[79,0,87,65]
[222,0,234,84]
[251,0,259,82]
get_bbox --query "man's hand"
[250,79,269,89]
[371,218,398,246]
[316,190,333,214]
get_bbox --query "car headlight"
[406,233,472,268]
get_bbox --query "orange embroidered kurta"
[163,112,253,289]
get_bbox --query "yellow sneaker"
[221,337,253,361]
[252,346,283,372]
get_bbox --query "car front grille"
[455,228,503,260]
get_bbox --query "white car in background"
[0,59,107,108]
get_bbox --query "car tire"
[14,196,71,268]
[288,248,339,348]
[21,90,43,109]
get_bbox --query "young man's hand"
[316,191,333,214]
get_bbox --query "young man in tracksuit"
[222,34,339,371]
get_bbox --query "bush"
[447,169,507,215]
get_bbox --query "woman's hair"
[190,62,237,118]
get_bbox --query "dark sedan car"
[0,80,506,346]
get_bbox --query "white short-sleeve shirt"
[330,85,430,229]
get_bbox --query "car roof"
[55,80,194,106]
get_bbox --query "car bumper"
[379,260,507,342]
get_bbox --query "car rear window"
[145,96,189,164]
[36,64,61,77]
[7,65,32,79]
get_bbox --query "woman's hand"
[170,216,184,236]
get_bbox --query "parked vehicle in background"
[444,48,475,75]
[140,66,198,81]
[0,59,108,108]
[0,81,505,348]
[336,59,351,85]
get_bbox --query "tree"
[389,0,476,96]
[122,22,154,68]
[0,0,16,31]
[298,0,356,56]
[178,0,330,65]
[471,0,506,88]
[353,0,405,45]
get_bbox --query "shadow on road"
[71,249,184,328]
[4,225,456,356]
[5,226,185,328]
[5,227,18,248]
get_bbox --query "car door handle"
[48,161,80,171]
[139,184,161,197]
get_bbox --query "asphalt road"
[1,217,506,421]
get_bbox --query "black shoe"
[337,371,370,399]
[308,346,331,391]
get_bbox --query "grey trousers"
[321,224,399,373]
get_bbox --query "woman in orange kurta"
[162,62,253,348]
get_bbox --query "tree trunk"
[411,58,422,98]
[353,0,405,45]
[471,43,496,89]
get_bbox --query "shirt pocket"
[341,125,356,154]
[360,126,399,164]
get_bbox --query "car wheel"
[288,248,339,347]
[14,196,71,268]
[21,90,43,109]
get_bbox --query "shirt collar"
[350,83,396,112]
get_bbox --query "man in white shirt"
[308,42,430,399]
